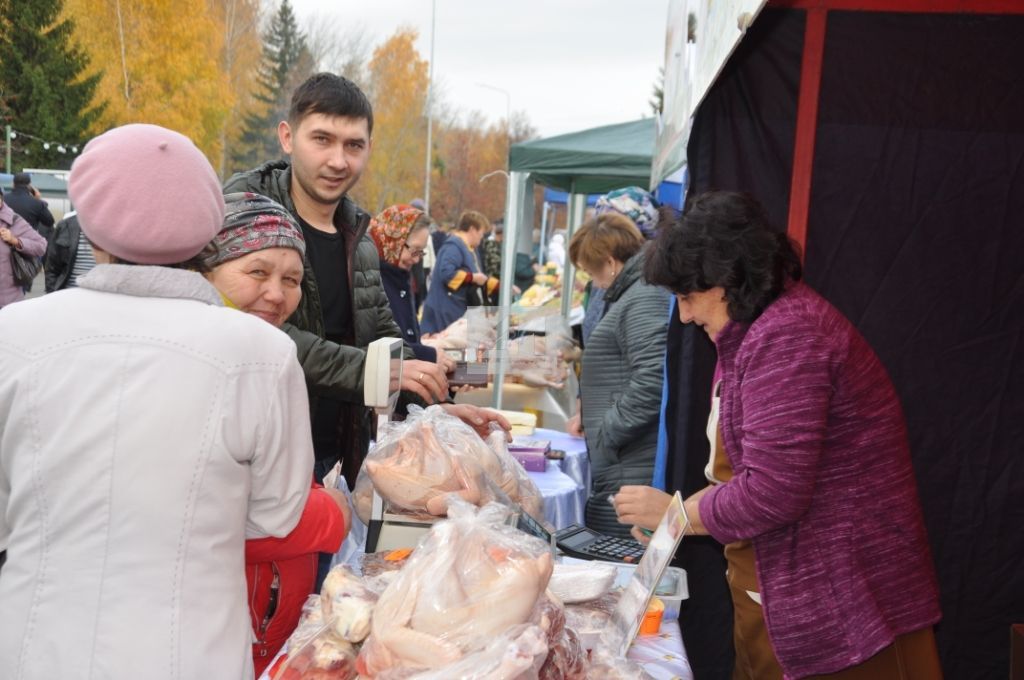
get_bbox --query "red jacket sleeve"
[244,486,347,562]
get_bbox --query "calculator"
[515,508,646,564]
[553,524,647,563]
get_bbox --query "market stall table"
[257,606,692,680]
[534,426,590,496]
[525,465,584,530]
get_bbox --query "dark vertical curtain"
[805,11,1024,678]
[667,8,1024,676]
[668,9,805,678]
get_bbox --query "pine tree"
[232,0,312,171]
[0,0,103,170]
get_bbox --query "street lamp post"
[423,0,436,214]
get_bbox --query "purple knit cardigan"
[699,283,941,679]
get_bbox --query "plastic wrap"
[353,406,503,522]
[548,563,617,604]
[270,627,358,680]
[353,406,520,523]
[271,568,396,680]
[320,566,379,643]
[483,429,545,522]
[356,500,555,677]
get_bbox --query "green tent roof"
[508,118,655,194]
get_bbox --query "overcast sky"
[289,0,671,138]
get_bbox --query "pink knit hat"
[69,124,225,265]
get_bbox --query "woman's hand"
[566,412,584,438]
[472,271,488,286]
[400,359,449,403]
[566,398,584,437]
[612,485,673,532]
[0,227,21,248]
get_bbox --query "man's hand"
[440,403,512,441]
[612,485,673,532]
[400,359,449,403]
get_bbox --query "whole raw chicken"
[357,503,553,676]
[359,420,486,520]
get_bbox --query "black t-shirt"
[298,216,355,464]
[298,217,352,340]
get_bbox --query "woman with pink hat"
[0,124,315,680]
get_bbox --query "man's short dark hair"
[288,73,374,135]
[13,172,31,187]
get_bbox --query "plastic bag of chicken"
[352,405,509,523]
[270,567,389,680]
[356,500,557,678]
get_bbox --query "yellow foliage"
[352,28,429,215]
[65,0,234,163]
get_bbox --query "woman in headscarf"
[204,193,352,676]
[369,204,454,373]
[581,186,660,345]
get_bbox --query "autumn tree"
[65,0,230,160]
[211,0,262,177]
[0,0,103,169]
[352,28,428,215]
[233,0,312,172]
[430,110,537,225]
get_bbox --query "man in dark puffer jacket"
[224,74,503,489]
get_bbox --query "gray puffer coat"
[580,251,669,537]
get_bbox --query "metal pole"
[538,201,550,264]
[5,126,11,174]
[493,171,527,410]
[560,191,586,319]
[423,0,436,213]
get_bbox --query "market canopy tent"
[509,118,655,195]
[493,118,661,409]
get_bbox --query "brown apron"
[709,422,784,680]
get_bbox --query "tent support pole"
[786,6,827,259]
[493,171,528,410]
[561,193,586,320]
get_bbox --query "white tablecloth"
[632,620,694,680]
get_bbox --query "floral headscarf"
[370,204,425,266]
[594,186,660,239]
[207,192,305,268]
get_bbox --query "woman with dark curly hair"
[613,191,942,679]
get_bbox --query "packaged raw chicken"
[353,406,514,523]
[356,500,556,678]
[271,568,393,680]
